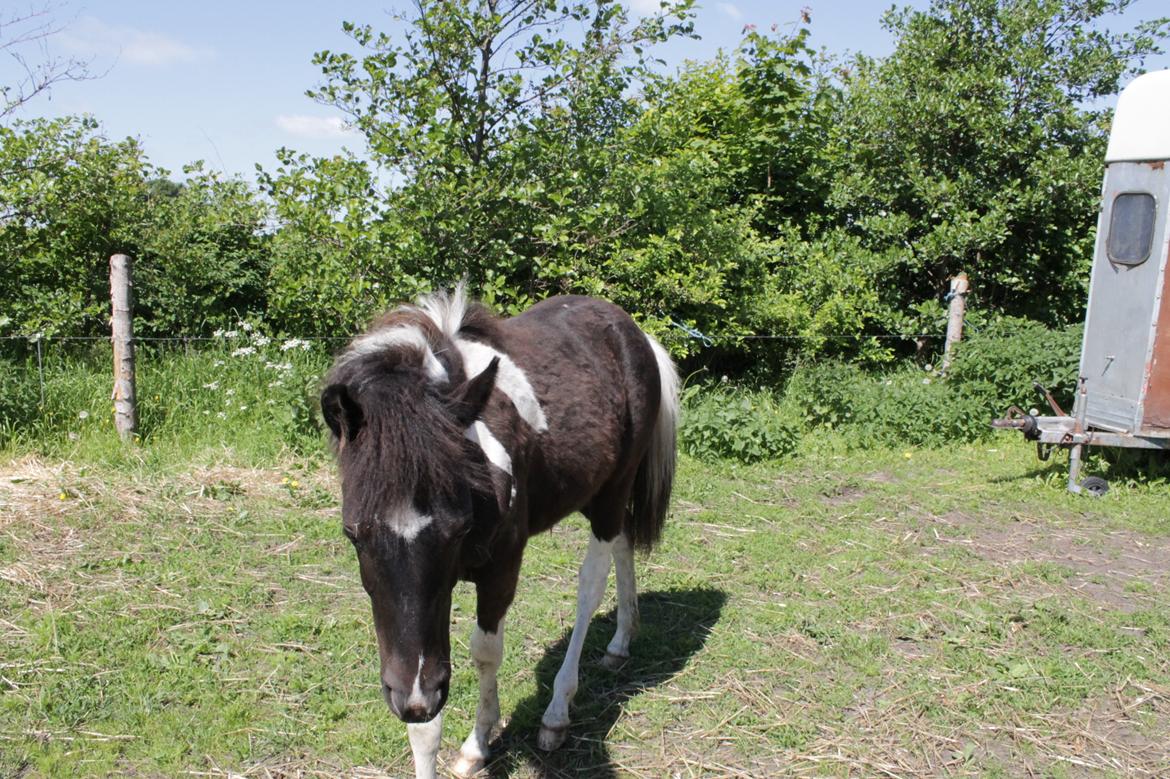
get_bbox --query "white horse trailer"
[993,69,1170,494]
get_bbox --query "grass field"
[1,436,1168,778]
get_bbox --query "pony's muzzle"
[382,666,449,723]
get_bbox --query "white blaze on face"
[407,652,427,710]
[385,503,435,541]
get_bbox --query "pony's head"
[321,318,500,723]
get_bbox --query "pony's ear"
[321,384,363,442]
[450,357,499,426]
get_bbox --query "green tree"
[822,0,1169,333]
[0,117,271,338]
[260,149,407,335]
[263,0,694,317]
[135,164,272,335]
[0,116,149,336]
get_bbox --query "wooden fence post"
[941,272,969,373]
[110,253,137,441]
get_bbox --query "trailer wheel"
[1080,476,1109,497]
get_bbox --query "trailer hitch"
[990,405,1040,440]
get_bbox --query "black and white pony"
[321,287,679,778]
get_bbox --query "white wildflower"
[224,330,239,338]
[267,380,284,388]
[281,338,307,351]
[213,328,225,338]
[231,346,255,357]
[225,388,235,397]
[78,410,89,420]
[253,335,271,347]
[213,360,225,367]
[203,381,220,390]
[241,322,253,332]
[239,405,248,411]
[216,412,227,419]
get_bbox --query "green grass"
[2,434,1168,778]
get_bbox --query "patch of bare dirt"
[771,681,1169,778]
[0,457,76,530]
[972,682,1170,777]
[821,483,867,506]
[928,511,1170,612]
[0,457,334,605]
[0,458,87,598]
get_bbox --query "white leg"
[538,535,613,751]
[603,533,638,667]
[453,619,505,778]
[407,713,443,779]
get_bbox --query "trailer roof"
[1105,69,1170,163]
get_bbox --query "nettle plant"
[679,382,800,463]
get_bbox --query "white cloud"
[274,114,356,140]
[716,2,743,20]
[61,16,213,66]
[628,0,663,16]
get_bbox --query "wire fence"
[1,326,951,434]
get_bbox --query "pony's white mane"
[416,283,469,338]
[335,284,471,383]
[338,325,448,382]
[417,283,549,432]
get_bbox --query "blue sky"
[3,1,1167,180]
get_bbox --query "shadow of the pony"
[481,587,726,778]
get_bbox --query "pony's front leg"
[453,618,505,778]
[538,534,613,751]
[407,713,443,779]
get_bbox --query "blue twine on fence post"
[668,318,714,347]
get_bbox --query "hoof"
[451,754,485,778]
[601,651,629,670]
[537,724,568,751]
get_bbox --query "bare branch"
[2,2,94,119]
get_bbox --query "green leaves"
[5,0,1167,381]
[825,0,1169,329]
[0,117,150,337]
[0,118,272,339]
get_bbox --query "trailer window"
[1107,192,1157,265]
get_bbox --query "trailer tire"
[1080,476,1109,497]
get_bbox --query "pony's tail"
[629,333,680,552]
